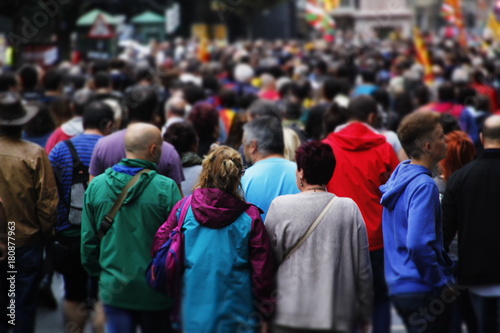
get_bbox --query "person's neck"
[127,120,150,126]
[410,157,436,172]
[126,153,151,162]
[96,88,111,94]
[45,90,60,97]
[253,153,283,164]
[302,185,327,192]
[84,129,103,136]
[484,142,500,149]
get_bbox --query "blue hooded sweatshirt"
[380,160,454,295]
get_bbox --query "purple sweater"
[89,128,184,184]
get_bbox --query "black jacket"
[442,149,500,285]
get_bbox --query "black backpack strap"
[53,165,69,208]
[64,140,83,168]
[64,140,89,190]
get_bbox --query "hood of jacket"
[380,160,431,210]
[429,102,465,119]
[326,122,388,151]
[190,188,260,228]
[61,117,83,136]
[104,158,158,205]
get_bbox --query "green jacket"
[81,158,182,310]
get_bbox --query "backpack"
[56,140,89,226]
[146,195,192,296]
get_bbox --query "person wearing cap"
[0,92,58,333]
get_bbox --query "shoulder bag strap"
[282,196,337,262]
[176,195,193,229]
[98,169,151,241]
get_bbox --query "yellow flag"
[488,12,500,41]
[323,0,340,12]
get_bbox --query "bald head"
[125,123,163,162]
[482,115,500,149]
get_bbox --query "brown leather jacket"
[0,136,58,247]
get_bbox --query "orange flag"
[198,38,210,63]
[442,0,467,46]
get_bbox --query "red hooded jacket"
[323,122,399,251]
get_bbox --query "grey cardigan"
[265,192,373,331]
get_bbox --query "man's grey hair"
[247,100,282,120]
[243,116,284,156]
[164,97,186,118]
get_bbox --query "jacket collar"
[117,158,157,171]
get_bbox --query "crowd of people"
[0,34,500,333]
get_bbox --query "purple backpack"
[146,196,192,298]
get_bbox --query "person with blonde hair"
[151,145,276,333]
[283,127,301,162]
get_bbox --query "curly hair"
[194,145,245,201]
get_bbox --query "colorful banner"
[441,0,467,46]
[305,0,336,40]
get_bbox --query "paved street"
[35,274,406,333]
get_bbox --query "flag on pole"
[441,1,457,23]
[441,0,467,46]
[323,0,340,12]
[305,0,336,40]
[441,0,465,26]
[494,0,500,20]
[414,28,434,85]
[198,38,210,63]
[487,12,500,40]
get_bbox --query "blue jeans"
[468,292,499,333]
[103,304,173,333]
[391,290,453,333]
[370,249,391,333]
[0,244,44,333]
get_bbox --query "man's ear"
[249,140,258,154]
[423,140,432,153]
[149,143,157,157]
[368,112,377,126]
[104,121,114,135]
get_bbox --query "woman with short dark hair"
[187,102,220,157]
[265,141,373,333]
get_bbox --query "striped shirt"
[49,134,102,235]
